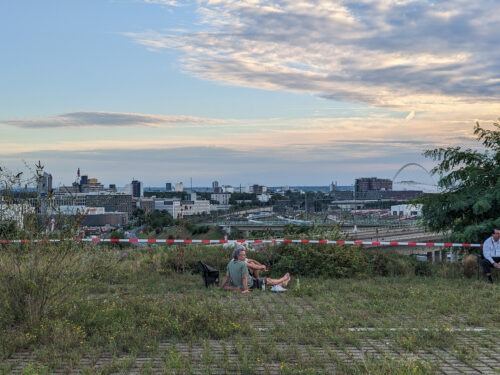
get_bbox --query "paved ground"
[4,332,499,374]
[3,293,499,374]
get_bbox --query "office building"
[37,172,52,196]
[355,177,392,192]
[131,180,143,198]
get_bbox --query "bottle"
[261,279,266,291]
[296,278,300,289]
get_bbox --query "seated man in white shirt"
[480,228,500,284]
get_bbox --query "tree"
[145,209,174,234]
[420,120,500,244]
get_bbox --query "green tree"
[145,210,174,234]
[132,207,146,225]
[420,120,500,243]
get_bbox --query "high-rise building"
[37,172,52,196]
[131,180,143,198]
[165,182,172,192]
[212,180,223,193]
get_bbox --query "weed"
[163,347,192,373]
[349,354,436,374]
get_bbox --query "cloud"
[1,111,223,128]
[125,0,500,110]
[143,0,180,6]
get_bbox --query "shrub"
[0,243,118,330]
[462,253,478,278]
[369,251,417,277]
[415,261,433,276]
[270,244,371,278]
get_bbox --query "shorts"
[250,277,265,289]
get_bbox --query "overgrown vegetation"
[420,119,500,244]
[0,244,497,373]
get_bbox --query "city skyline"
[1,1,499,188]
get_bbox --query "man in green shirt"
[221,246,291,293]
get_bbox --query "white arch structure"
[392,163,436,186]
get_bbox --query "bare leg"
[265,273,290,287]
[247,259,268,279]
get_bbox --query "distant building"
[37,172,52,196]
[136,198,155,215]
[82,212,128,227]
[179,198,211,216]
[81,177,105,193]
[329,190,353,200]
[155,196,211,217]
[212,180,223,193]
[391,204,423,218]
[175,182,184,192]
[355,177,392,192]
[355,190,424,200]
[85,193,134,217]
[131,180,143,198]
[58,183,80,195]
[155,198,181,217]
[329,182,354,200]
[251,184,266,194]
[165,182,172,192]
[211,192,231,205]
[257,193,271,203]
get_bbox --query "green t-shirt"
[227,260,252,289]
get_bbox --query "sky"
[1,0,499,190]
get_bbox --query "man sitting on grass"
[221,245,290,293]
[481,228,500,283]
[229,245,269,278]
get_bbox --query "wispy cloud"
[143,0,180,6]
[1,113,484,186]
[1,111,223,128]
[405,111,415,121]
[126,0,500,111]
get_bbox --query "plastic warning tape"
[0,238,482,247]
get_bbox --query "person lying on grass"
[221,245,290,294]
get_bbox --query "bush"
[270,244,371,278]
[415,261,433,276]
[462,253,478,278]
[369,251,417,277]
[0,243,117,330]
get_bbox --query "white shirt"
[483,236,500,264]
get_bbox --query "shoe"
[271,285,287,292]
[487,276,493,284]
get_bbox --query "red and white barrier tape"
[0,238,482,247]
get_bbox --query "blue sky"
[1,0,499,189]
